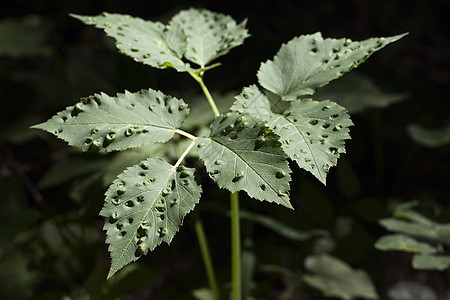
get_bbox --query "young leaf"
[412,254,450,271]
[196,113,292,208]
[303,254,379,300]
[101,158,202,278]
[375,234,437,254]
[71,12,194,72]
[257,32,406,100]
[170,8,249,68]
[232,86,352,184]
[32,89,189,153]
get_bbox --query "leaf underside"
[257,32,407,100]
[72,9,249,72]
[231,85,352,184]
[101,158,201,278]
[32,89,189,153]
[196,112,292,208]
[170,8,249,68]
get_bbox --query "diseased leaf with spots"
[257,32,407,100]
[170,8,249,68]
[32,89,189,153]
[231,85,352,184]
[72,13,194,72]
[375,234,437,254]
[196,113,292,208]
[101,158,201,278]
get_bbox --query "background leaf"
[257,32,406,100]
[375,234,437,254]
[412,254,450,271]
[407,123,450,148]
[303,254,378,300]
[101,158,201,278]
[239,210,328,242]
[32,89,189,153]
[314,72,408,114]
[387,281,437,300]
[196,112,292,208]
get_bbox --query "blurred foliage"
[1,0,449,299]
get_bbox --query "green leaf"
[375,234,437,254]
[231,85,352,184]
[170,8,249,68]
[32,89,189,153]
[196,112,292,208]
[38,155,108,189]
[239,210,328,242]
[71,12,194,72]
[303,254,378,300]
[257,32,406,100]
[407,123,450,148]
[314,72,408,114]
[388,281,437,300]
[412,254,450,271]
[101,158,201,278]
[379,218,439,240]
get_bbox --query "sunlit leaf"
[196,112,292,208]
[72,13,194,72]
[231,85,352,184]
[101,158,201,278]
[170,8,249,68]
[258,32,406,100]
[32,89,189,153]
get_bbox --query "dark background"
[1,0,449,299]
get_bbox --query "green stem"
[194,212,221,300]
[230,192,241,300]
[175,129,197,140]
[174,139,196,168]
[189,72,220,117]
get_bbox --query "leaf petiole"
[174,139,197,168]
[189,71,220,117]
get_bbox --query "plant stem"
[192,71,242,300]
[175,129,197,140]
[189,72,220,117]
[230,192,241,300]
[194,212,221,300]
[174,139,196,168]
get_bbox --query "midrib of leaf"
[112,166,175,274]
[209,136,291,208]
[67,104,177,130]
[283,46,312,97]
